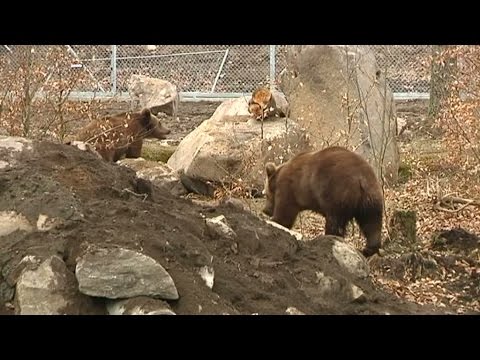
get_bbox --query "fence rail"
[0,45,432,101]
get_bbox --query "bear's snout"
[151,124,171,139]
[158,124,170,135]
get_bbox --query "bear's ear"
[141,108,152,117]
[265,162,277,177]
[140,108,152,126]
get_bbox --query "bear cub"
[248,87,286,121]
[263,146,384,257]
[74,108,170,162]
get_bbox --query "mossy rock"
[389,210,417,245]
[397,163,413,184]
[142,142,177,163]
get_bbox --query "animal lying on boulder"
[73,108,170,162]
[262,146,384,257]
[248,87,286,121]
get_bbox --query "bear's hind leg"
[325,215,349,237]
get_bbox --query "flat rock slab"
[76,247,179,300]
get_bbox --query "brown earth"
[0,138,460,315]
[1,98,478,315]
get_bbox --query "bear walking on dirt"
[262,146,384,257]
[73,108,170,162]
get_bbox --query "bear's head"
[248,87,273,120]
[138,108,171,140]
[262,162,279,216]
[248,100,263,120]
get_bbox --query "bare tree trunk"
[428,45,457,120]
[21,47,33,137]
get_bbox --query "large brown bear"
[262,146,384,257]
[74,108,170,162]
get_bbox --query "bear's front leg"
[126,141,143,158]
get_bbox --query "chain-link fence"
[369,45,431,94]
[1,45,432,100]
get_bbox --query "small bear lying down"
[73,108,170,162]
[262,146,384,257]
[248,87,286,120]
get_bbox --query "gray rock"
[332,240,369,279]
[179,171,215,197]
[0,136,33,169]
[0,136,32,152]
[205,215,236,240]
[270,89,290,118]
[397,117,407,135]
[265,219,303,241]
[36,214,61,232]
[127,75,179,118]
[0,211,34,237]
[167,96,311,189]
[15,255,100,315]
[4,255,42,286]
[107,296,176,315]
[285,306,305,315]
[315,271,342,298]
[198,265,215,290]
[350,284,367,303]
[315,271,367,303]
[76,246,179,300]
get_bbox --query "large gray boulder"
[167,96,311,190]
[15,256,102,315]
[0,211,34,237]
[128,74,179,117]
[0,136,33,170]
[75,246,179,300]
[280,45,399,183]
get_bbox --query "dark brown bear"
[262,146,384,257]
[74,108,170,162]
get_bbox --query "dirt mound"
[432,228,480,252]
[0,139,459,314]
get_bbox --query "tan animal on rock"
[248,87,286,121]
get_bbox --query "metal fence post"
[269,45,276,88]
[111,45,117,94]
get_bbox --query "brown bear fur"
[262,146,384,257]
[74,108,170,162]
